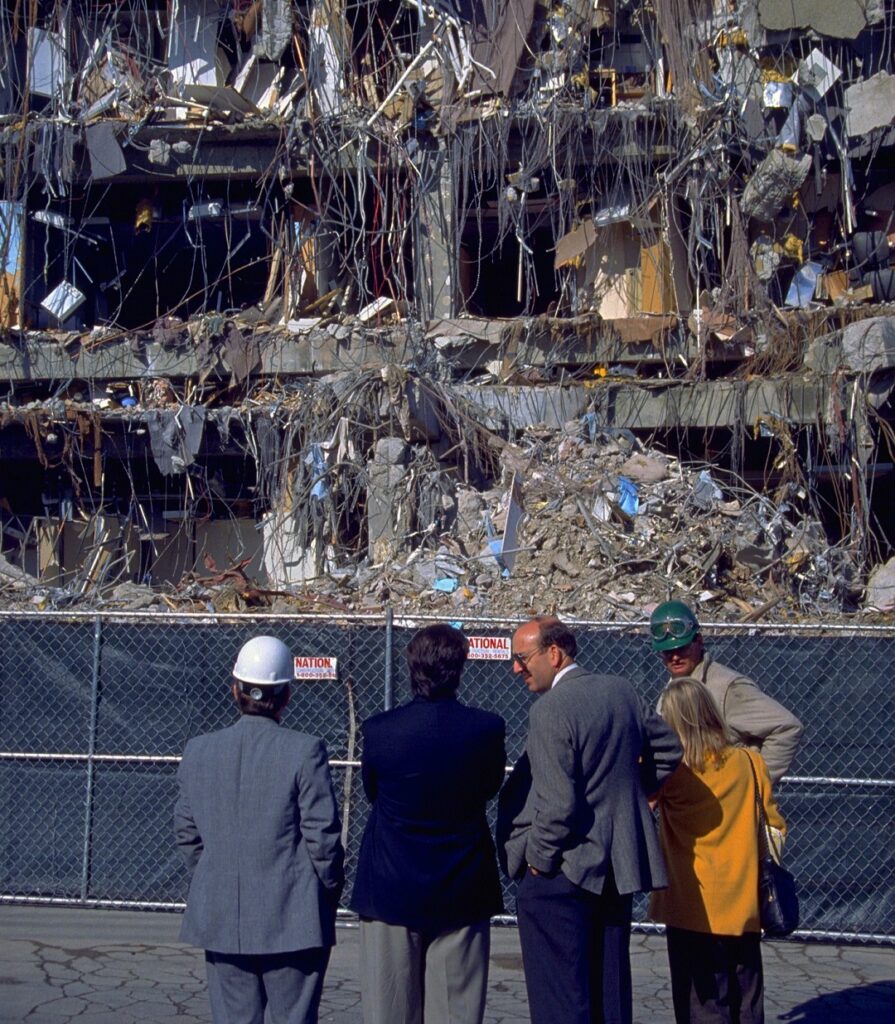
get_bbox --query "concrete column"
[414,140,456,322]
[367,437,409,563]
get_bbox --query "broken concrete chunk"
[865,0,886,23]
[757,0,867,40]
[864,555,895,611]
[456,489,484,539]
[109,580,158,609]
[845,73,895,137]
[805,113,827,143]
[373,437,409,465]
[749,238,781,281]
[0,551,34,587]
[148,139,172,166]
[802,328,847,370]
[741,151,812,222]
[619,453,669,485]
[549,552,580,578]
[732,539,776,571]
[841,317,895,373]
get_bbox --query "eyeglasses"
[650,619,696,642]
[512,648,542,669]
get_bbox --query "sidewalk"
[0,906,892,1023]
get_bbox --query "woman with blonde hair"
[651,676,786,1024]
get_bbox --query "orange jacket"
[650,747,786,935]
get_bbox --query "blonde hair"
[658,676,730,772]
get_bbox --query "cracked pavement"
[0,907,892,1022]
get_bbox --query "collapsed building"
[2,0,895,618]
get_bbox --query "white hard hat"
[232,636,293,686]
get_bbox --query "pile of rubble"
[4,408,888,622]
[338,421,869,623]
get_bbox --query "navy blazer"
[350,695,506,931]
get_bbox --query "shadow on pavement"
[779,981,895,1022]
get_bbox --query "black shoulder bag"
[746,752,800,938]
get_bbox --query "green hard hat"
[650,600,700,652]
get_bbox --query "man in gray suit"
[499,617,682,1024]
[175,635,344,1024]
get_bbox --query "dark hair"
[234,682,290,718]
[406,623,469,699]
[535,616,577,659]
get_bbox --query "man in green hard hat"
[649,600,803,783]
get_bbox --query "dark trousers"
[666,928,764,1024]
[516,868,633,1024]
[205,948,330,1024]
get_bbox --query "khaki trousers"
[359,917,490,1024]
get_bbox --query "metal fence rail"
[1,611,893,944]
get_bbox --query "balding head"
[511,617,577,693]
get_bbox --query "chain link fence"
[1,611,893,944]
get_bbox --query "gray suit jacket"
[174,714,345,955]
[694,655,803,783]
[499,667,682,896]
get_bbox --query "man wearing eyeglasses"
[650,600,803,783]
[498,616,682,1024]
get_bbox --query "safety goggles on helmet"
[650,618,697,643]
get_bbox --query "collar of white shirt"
[551,662,579,688]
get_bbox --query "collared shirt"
[551,662,579,688]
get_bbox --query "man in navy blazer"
[175,636,344,1024]
[499,617,682,1024]
[350,623,505,1024]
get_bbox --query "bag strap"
[745,749,772,860]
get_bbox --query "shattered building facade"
[3,0,895,618]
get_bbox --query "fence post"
[80,615,102,903]
[384,606,394,710]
